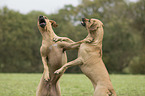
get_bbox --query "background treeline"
[0,0,144,74]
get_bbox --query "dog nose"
[82,18,86,22]
[39,15,43,18]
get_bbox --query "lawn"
[0,73,145,96]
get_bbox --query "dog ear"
[89,22,104,31]
[89,24,98,31]
[97,22,104,28]
[49,20,58,28]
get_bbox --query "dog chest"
[79,43,101,57]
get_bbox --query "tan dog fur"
[54,18,117,96]
[36,16,74,96]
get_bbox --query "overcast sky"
[0,0,80,14]
[0,0,138,15]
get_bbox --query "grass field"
[0,73,145,96]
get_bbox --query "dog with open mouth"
[54,18,117,96]
[36,15,74,96]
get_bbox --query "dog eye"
[45,17,47,19]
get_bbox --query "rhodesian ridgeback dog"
[54,18,117,96]
[36,15,74,96]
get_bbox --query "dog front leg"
[53,37,74,43]
[68,36,93,46]
[57,42,80,50]
[79,36,94,43]
[41,56,50,81]
[54,57,83,74]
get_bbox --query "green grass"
[0,74,145,96]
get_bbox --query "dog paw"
[53,37,62,42]
[85,40,91,43]
[85,38,94,43]
[54,70,60,75]
[53,37,58,42]
[43,71,50,81]
[54,69,63,75]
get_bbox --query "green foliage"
[0,0,144,74]
[0,7,43,72]
[128,54,145,74]
[0,73,145,96]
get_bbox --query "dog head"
[37,15,58,31]
[81,18,104,31]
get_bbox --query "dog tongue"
[40,23,46,28]
[81,21,86,27]
[41,23,45,24]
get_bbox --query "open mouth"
[81,18,86,27]
[39,16,46,28]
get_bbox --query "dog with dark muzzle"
[54,18,117,96]
[36,15,74,96]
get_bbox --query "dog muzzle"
[81,18,87,27]
[81,21,86,27]
[39,16,46,28]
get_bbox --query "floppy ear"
[49,20,58,28]
[89,22,104,31]
[97,22,104,28]
[89,24,98,31]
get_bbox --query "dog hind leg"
[54,57,83,74]
[36,76,48,96]
[50,82,61,96]
[94,86,111,96]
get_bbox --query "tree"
[0,0,144,74]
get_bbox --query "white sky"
[0,0,80,14]
[0,0,138,14]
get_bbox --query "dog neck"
[88,27,104,44]
[41,27,57,41]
